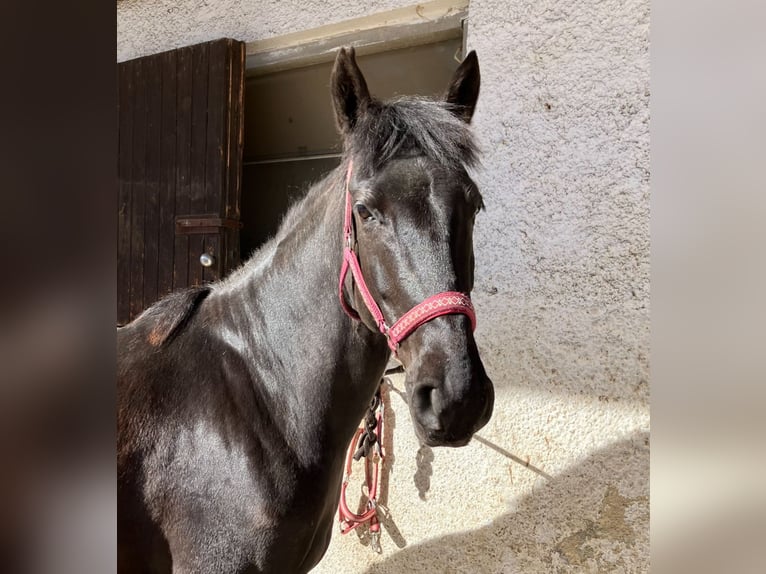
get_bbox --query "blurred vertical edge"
[652,1,766,573]
[0,2,117,573]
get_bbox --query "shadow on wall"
[364,431,650,573]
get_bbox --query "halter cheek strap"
[338,161,476,352]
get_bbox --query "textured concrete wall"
[117,0,415,62]
[118,1,650,572]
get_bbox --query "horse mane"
[348,97,480,173]
[138,285,211,347]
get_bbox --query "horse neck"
[210,163,389,463]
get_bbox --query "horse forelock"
[348,97,480,173]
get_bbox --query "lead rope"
[338,380,387,553]
[353,390,381,461]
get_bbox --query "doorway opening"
[240,36,465,258]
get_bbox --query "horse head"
[332,47,494,447]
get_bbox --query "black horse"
[118,47,494,573]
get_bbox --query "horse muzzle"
[402,328,495,447]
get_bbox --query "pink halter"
[338,161,477,352]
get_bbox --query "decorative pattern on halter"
[388,292,476,342]
[338,160,477,353]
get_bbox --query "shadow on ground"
[364,431,650,573]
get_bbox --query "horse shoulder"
[117,285,212,464]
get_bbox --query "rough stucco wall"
[117,0,415,62]
[117,1,650,572]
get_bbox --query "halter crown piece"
[338,160,477,353]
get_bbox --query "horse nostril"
[413,384,434,411]
[412,384,443,432]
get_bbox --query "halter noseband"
[338,161,477,353]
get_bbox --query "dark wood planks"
[188,42,209,288]
[224,41,245,273]
[173,45,193,292]
[117,60,135,326]
[158,49,177,299]
[129,59,146,320]
[204,40,228,282]
[117,38,245,323]
[143,55,162,309]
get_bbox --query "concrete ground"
[314,370,649,573]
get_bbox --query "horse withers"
[118,47,494,573]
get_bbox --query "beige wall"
[118,1,650,571]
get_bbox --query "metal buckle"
[370,531,381,554]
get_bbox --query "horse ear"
[331,47,371,135]
[444,50,480,123]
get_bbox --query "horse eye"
[355,203,375,221]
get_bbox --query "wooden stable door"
[117,38,245,325]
